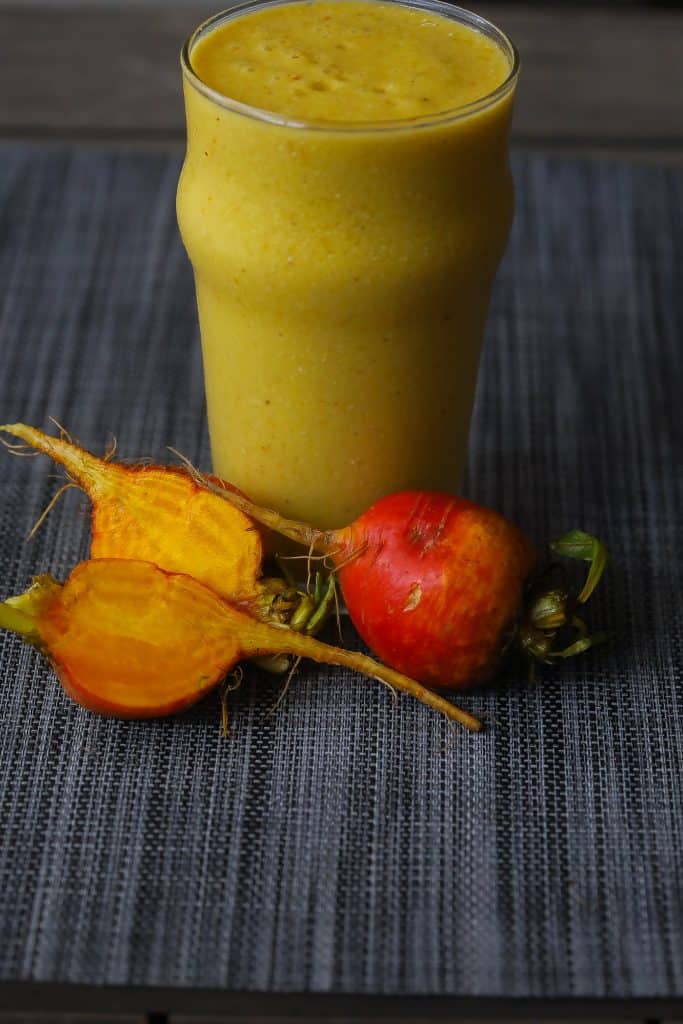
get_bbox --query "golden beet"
[0,559,481,729]
[1,423,263,603]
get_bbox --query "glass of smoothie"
[178,0,518,528]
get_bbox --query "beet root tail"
[1,423,108,495]
[264,627,482,731]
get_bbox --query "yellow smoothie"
[178,0,517,527]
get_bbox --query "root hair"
[220,666,244,738]
[324,540,367,573]
[169,447,206,483]
[0,437,39,457]
[27,483,79,540]
[273,552,327,562]
[374,674,399,705]
[103,435,118,462]
[48,417,75,445]
[267,655,302,716]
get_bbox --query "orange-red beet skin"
[337,492,536,689]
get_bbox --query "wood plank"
[174,1018,646,1024]
[2,985,683,1018]
[0,4,681,149]
[0,7,207,138]
[0,1011,140,1019]
[485,3,683,145]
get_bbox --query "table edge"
[1,983,682,1018]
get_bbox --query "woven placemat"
[0,144,681,996]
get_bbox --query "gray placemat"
[0,144,681,997]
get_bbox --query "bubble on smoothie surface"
[190,0,510,122]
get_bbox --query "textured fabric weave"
[0,145,681,996]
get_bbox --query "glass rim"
[180,0,519,134]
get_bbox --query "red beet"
[333,492,536,688]
[188,475,608,691]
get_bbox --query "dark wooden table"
[1,3,682,163]
[0,4,681,1023]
